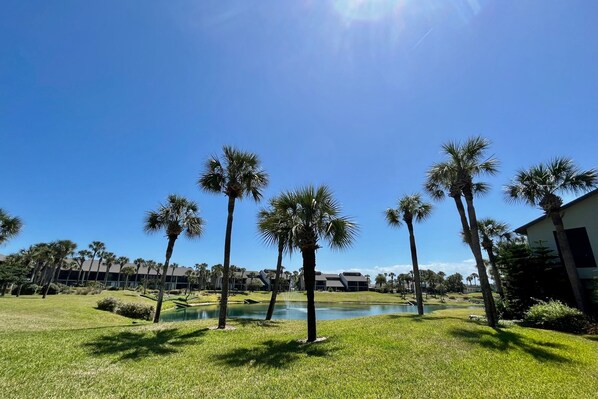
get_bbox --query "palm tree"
[170,262,179,290]
[116,256,130,289]
[185,269,196,294]
[505,157,597,312]
[471,272,478,286]
[258,197,294,320]
[375,273,387,288]
[102,252,116,287]
[198,145,268,329]
[275,185,358,342]
[476,218,508,298]
[74,249,90,285]
[42,240,77,298]
[144,260,156,293]
[133,258,145,287]
[385,193,432,315]
[121,266,136,289]
[425,136,498,327]
[388,272,396,292]
[466,275,473,286]
[0,209,23,245]
[144,194,204,323]
[88,241,106,283]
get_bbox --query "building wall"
[526,192,598,281]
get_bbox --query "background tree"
[0,208,23,245]
[375,273,387,289]
[0,254,29,296]
[143,260,156,293]
[133,258,145,287]
[477,218,509,298]
[88,241,106,283]
[74,250,91,285]
[385,193,432,315]
[275,185,358,342]
[102,252,116,287]
[42,240,77,298]
[505,157,597,312]
[258,197,293,321]
[198,145,268,329]
[144,194,204,323]
[446,273,465,293]
[425,137,498,327]
[116,256,130,288]
[120,265,136,289]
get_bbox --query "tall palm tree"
[144,260,156,294]
[275,185,358,342]
[425,136,498,327]
[198,145,268,329]
[0,209,23,245]
[258,197,294,320]
[133,258,145,287]
[121,266,136,289]
[475,218,508,298]
[385,193,432,315]
[102,252,116,287]
[144,194,204,323]
[42,240,77,298]
[74,249,91,285]
[505,157,597,312]
[116,256,130,289]
[388,272,396,292]
[88,241,106,283]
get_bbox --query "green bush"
[97,297,121,312]
[75,286,102,295]
[523,300,589,334]
[115,302,154,321]
[44,283,61,295]
[168,289,181,295]
[12,283,39,295]
[108,286,119,291]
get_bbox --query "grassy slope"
[1,293,597,399]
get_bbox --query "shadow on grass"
[82,328,207,361]
[449,327,570,363]
[385,314,466,323]
[211,338,337,369]
[230,319,283,328]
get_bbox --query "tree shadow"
[449,327,570,363]
[82,327,207,362]
[230,319,283,328]
[211,338,337,369]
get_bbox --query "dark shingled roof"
[341,272,368,282]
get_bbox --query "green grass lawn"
[1,292,596,398]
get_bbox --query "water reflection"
[160,302,450,322]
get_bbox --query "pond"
[160,302,452,322]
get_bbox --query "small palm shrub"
[75,286,102,295]
[45,283,61,295]
[97,297,122,312]
[523,300,589,334]
[115,302,154,321]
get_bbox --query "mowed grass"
[1,294,597,399]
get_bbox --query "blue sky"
[1,0,597,279]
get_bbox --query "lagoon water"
[160,302,450,322]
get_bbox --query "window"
[553,227,597,268]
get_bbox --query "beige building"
[515,189,598,301]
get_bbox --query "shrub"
[108,286,119,291]
[75,286,102,295]
[116,302,154,320]
[44,283,61,295]
[115,302,154,321]
[12,283,39,295]
[97,297,121,312]
[523,300,589,334]
[169,289,181,295]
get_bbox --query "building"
[322,273,345,291]
[339,272,369,291]
[514,188,598,302]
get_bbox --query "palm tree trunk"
[154,236,177,323]
[66,268,72,286]
[463,193,497,328]
[94,257,102,283]
[87,255,96,284]
[218,196,236,329]
[550,211,588,312]
[266,240,285,321]
[484,245,504,299]
[407,221,425,316]
[301,247,317,342]
[124,275,129,290]
[42,262,61,299]
[103,266,111,287]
